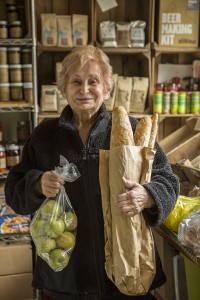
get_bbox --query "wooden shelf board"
[0,101,32,108]
[154,46,200,54]
[37,45,150,55]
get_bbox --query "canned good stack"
[0,46,33,102]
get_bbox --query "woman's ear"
[104,92,110,100]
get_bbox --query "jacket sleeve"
[142,142,180,227]
[4,133,46,215]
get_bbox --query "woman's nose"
[80,83,89,94]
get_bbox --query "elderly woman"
[5,45,179,300]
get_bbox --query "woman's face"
[65,60,107,118]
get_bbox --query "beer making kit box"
[158,0,199,47]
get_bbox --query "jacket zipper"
[82,121,104,296]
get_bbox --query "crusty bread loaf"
[110,106,134,148]
[134,116,152,147]
[148,113,158,148]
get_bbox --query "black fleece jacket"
[5,104,179,299]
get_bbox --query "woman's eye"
[90,80,98,85]
[72,80,81,85]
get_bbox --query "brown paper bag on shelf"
[99,145,156,296]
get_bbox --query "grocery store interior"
[0,0,200,299]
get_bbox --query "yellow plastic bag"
[164,195,200,232]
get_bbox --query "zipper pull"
[82,146,87,160]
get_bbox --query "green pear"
[49,248,69,271]
[40,200,62,219]
[30,218,47,238]
[37,237,56,254]
[61,212,77,231]
[56,231,75,250]
[48,218,65,238]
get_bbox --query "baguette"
[110,106,133,148]
[148,113,158,148]
[134,116,152,147]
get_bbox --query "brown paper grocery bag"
[99,150,114,280]
[99,145,156,295]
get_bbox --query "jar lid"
[8,47,21,51]
[17,121,26,125]
[0,64,9,68]
[9,64,22,68]
[23,82,33,88]
[21,48,31,53]
[10,82,23,87]
[9,21,22,27]
[0,83,10,87]
[0,47,7,51]
[7,5,18,11]
[0,21,7,25]
[5,143,19,150]
[22,64,32,68]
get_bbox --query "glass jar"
[6,5,19,24]
[21,48,32,64]
[8,47,21,64]
[17,121,30,143]
[10,82,23,100]
[0,21,8,39]
[5,143,20,168]
[22,64,32,82]
[9,21,23,38]
[0,64,9,83]
[9,64,22,82]
[0,47,8,64]
[23,82,33,103]
[0,144,6,172]
[0,83,10,101]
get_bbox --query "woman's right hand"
[35,171,65,198]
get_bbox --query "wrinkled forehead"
[69,60,103,78]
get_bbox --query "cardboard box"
[0,242,33,276]
[172,157,200,186]
[158,0,199,47]
[0,273,34,300]
[159,117,200,163]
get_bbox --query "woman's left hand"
[117,177,155,217]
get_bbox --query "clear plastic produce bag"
[30,155,80,271]
[178,206,200,256]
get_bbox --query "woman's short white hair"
[57,45,114,97]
